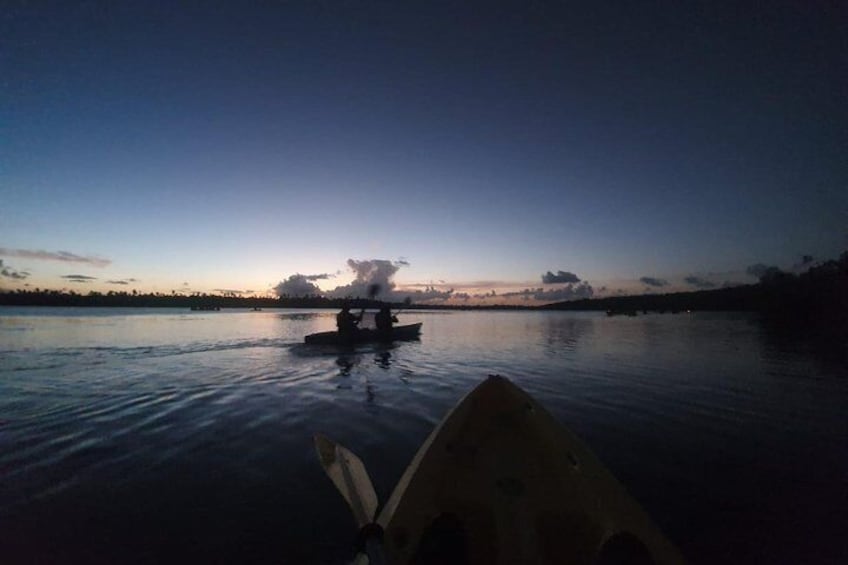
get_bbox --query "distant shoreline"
[2,252,846,325]
[1,277,845,326]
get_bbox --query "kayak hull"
[304,322,422,345]
[377,375,685,565]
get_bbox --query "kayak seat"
[411,512,468,565]
[400,499,497,565]
[595,532,655,565]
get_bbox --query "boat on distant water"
[304,323,422,345]
[606,309,638,317]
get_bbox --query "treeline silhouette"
[2,251,845,326]
[544,250,848,327]
[0,290,405,310]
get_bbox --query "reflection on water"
[539,313,593,357]
[335,354,358,377]
[374,350,392,369]
[0,307,845,564]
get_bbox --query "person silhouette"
[336,303,362,335]
[375,305,398,333]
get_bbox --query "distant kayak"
[304,322,422,345]
[318,375,685,564]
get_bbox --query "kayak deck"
[376,375,685,564]
[304,322,422,345]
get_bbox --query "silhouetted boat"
[304,323,422,345]
[606,309,638,317]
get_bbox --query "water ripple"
[0,309,845,564]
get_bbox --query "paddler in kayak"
[375,305,398,334]
[336,303,362,337]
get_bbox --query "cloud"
[0,260,30,280]
[406,285,455,301]
[503,282,594,302]
[274,259,455,302]
[107,278,139,285]
[0,248,111,267]
[745,263,774,278]
[639,276,668,287]
[684,276,716,288]
[62,274,97,283]
[468,289,499,299]
[440,280,507,290]
[542,270,580,284]
[274,274,324,297]
[326,259,406,299]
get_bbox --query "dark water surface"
[1,307,845,564]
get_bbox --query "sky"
[2,1,846,304]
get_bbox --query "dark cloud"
[789,255,817,273]
[444,280,503,290]
[304,273,333,281]
[0,248,110,267]
[1,260,30,280]
[62,274,97,283]
[469,290,499,299]
[746,263,792,283]
[542,270,580,284]
[1,269,29,280]
[684,276,716,288]
[396,258,411,267]
[107,278,139,285]
[407,285,455,301]
[745,263,774,278]
[274,274,324,297]
[503,282,594,302]
[639,276,668,287]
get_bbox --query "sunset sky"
[2,2,845,304]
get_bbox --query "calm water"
[0,307,845,564]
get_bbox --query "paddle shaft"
[364,536,387,565]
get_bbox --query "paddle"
[392,295,413,318]
[358,283,382,325]
[314,434,386,565]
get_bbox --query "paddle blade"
[314,433,378,527]
[367,283,381,299]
